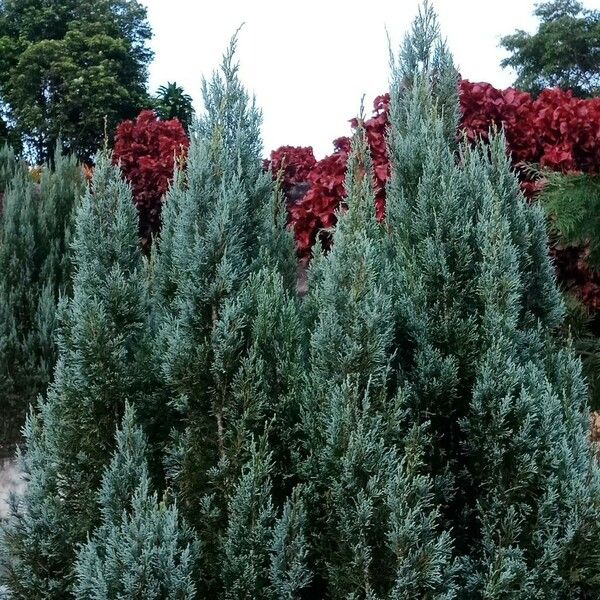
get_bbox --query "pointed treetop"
[196,26,263,178]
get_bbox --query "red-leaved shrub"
[113,110,189,248]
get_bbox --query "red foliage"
[113,110,189,248]
[269,81,600,310]
[264,146,317,193]
[285,96,391,258]
[289,137,351,255]
[460,83,600,174]
[460,81,538,166]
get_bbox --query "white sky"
[141,0,600,158]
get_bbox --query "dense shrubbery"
[3,6,600,598]
[270,81,600,267]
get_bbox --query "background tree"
[500,0,600,97]
[0,0,153,163]
[0,150,84,443]
[154,82,195,133]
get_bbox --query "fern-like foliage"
[540,170,600,267]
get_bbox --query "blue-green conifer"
[383,3,600,596]
[74,404,199,600]
[0,148,84,442]
[1,154,150,598]
[153,34,304,596]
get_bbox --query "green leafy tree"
[1,154,152,598]
[155,82,195,133]
[74,403,199,600]
[500,0,600,97]
[0,0,153,162]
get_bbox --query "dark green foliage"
[1,154,150,598]
[0,148,83,443]
[0,115,22,155]
[541,170,600,267]
[154,81,195,133]
[0,0,153,162]
[74,404,199,600]
[500,0,600,97]
[561,294,600,411]
[0,171,42,442]
[538,170,600,411]
[0,142,23,196]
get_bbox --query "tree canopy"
[0,0,153,163]
[500,0,600,97]
[154,81,195,133]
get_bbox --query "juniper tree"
[153,34,304,596]
[34,151,86,390]
[0,170,42,442]
[300,119,456,599]
[1,154,151,599]
[381,3,600,596]
[37,149,86,299]
[74,404,199,600]
[221,439,311,600]
[0,142,22,196]
[0,148,84,442]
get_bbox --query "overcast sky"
[141,0,600,158]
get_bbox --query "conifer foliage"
[0,149,84,443]
[1,154,152,599]
[152,33,306,597]
[74,404,199,600]
[3,6,600,599]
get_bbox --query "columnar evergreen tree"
[74,404,199,600]
[37,149,85,298]
[153,34,306,597]
[0,147,83,442]
[1,154,151,599]
[0,169,42,442]
[381,3,600,596]
[299,118,456,598]
[0,142,22,196]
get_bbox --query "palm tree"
[154,82,194,132]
